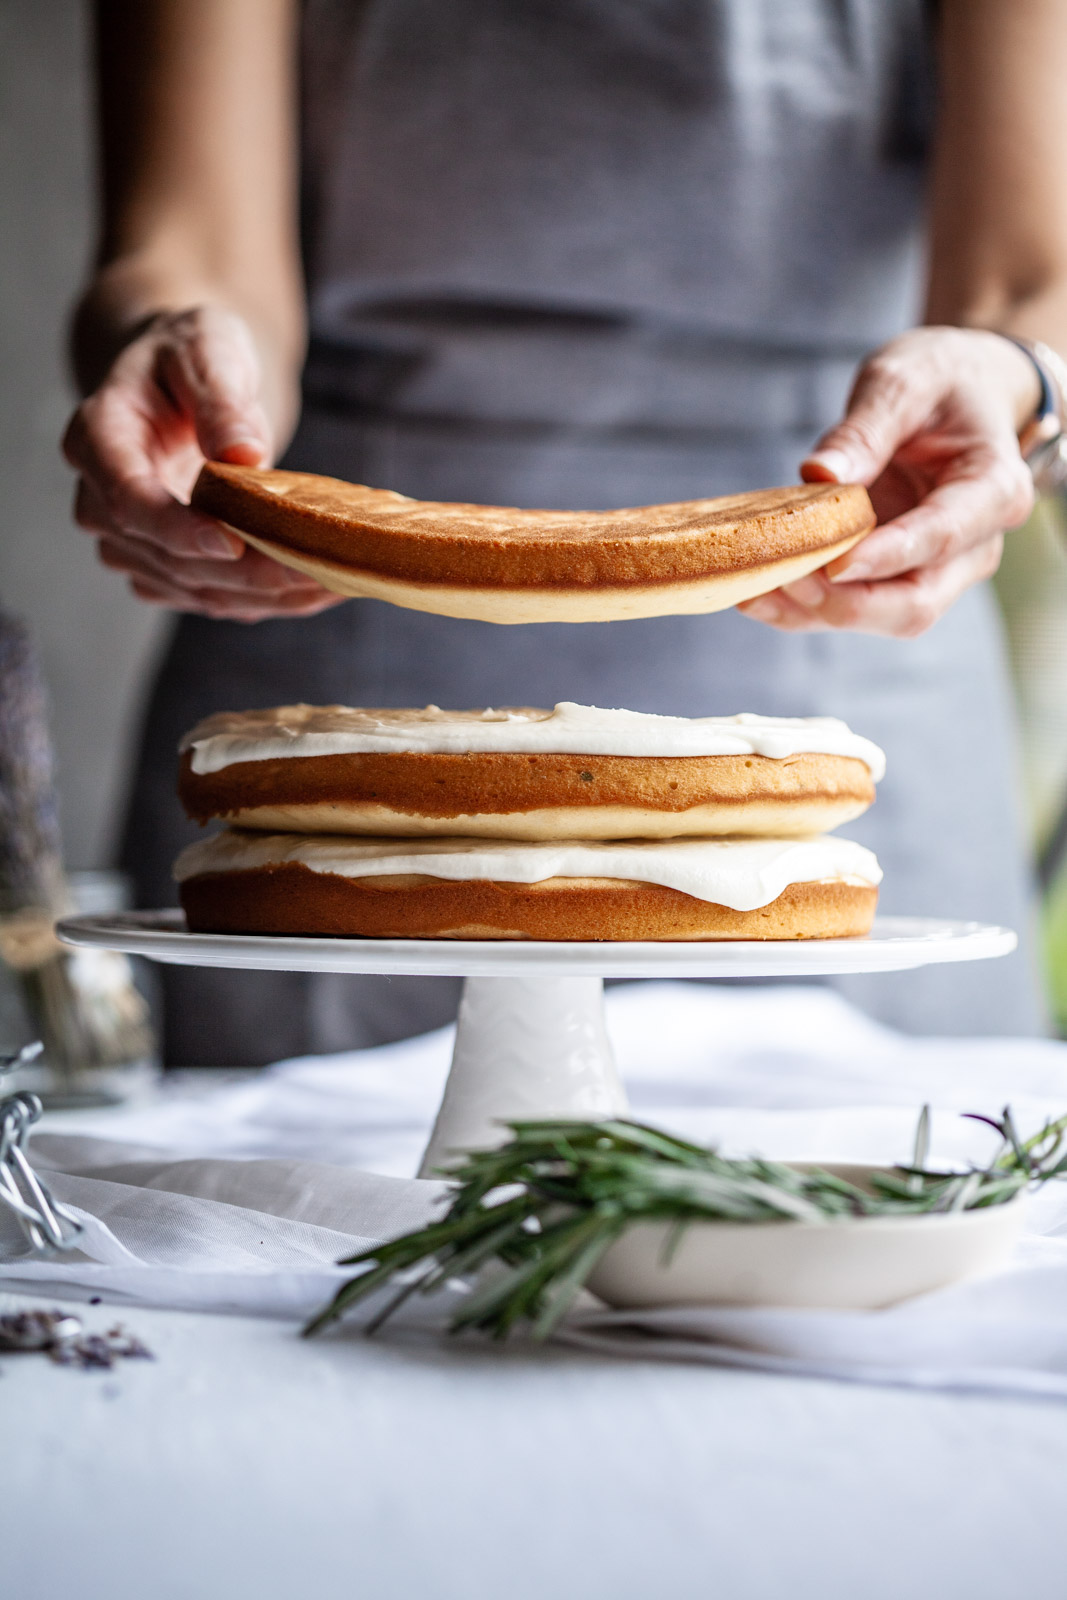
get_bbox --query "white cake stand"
[56,913,1016,1177]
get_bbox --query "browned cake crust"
[191,465,875,591]
[178,748,875,837]
[180,864,878,942]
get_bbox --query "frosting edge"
[174,831,882,914]
[182,702,887,781]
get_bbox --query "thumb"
[156,310,274,467]
[801,354,938,487]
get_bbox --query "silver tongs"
[0,1043,84,1256]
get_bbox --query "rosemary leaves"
[304,1107,1067,1343]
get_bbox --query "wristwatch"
[1007,335,1067,494]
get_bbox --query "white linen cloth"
[6,982,1067,1395]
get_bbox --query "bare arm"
[926,0,1067,350]
[741,0,1067,637]
[64,0,339,620]
[76,0,305,400]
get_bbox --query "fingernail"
[217,438,267,467]
[828,562,869,584]
[198,527,243,558]
[802,448,853,483]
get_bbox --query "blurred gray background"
[0,0,166,870]
[4,2,1067,1037]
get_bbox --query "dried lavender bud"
[51,1333,115,1369]
[104,1324,154,1361]
[0,1306,152,1366]
[0,1308,81,1351]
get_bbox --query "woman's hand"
[737,326,1039,637]
[62,306,342,622]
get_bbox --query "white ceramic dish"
[586,1166,1026,1311]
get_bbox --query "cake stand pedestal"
[424,977,625,1176]
[57,914,1016,1177]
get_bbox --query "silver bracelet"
[1006,335,1067,495]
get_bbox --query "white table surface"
[9,978,1067,1600]
[5,1288,1067,1600]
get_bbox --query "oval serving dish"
[585,1164,1026,1312]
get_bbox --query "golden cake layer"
[179,867,877,942]
[190,465,875,624]
[174,833,881,943]
[178,703,882,841]
[178,748,875,840]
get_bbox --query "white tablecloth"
[6,983,1067,1396]
[8,983,1067,1600]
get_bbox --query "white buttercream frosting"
[174,831,881,913]
[181,702,886,780]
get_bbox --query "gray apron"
[123,0,1045,1062]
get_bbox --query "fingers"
[799,327,1033,497]
[96,528,327,598]
[71,404,343,621]
[791,326,1034,613]
[801,340,947,486]
[62,306,274,565]
[128,574,342,622]
[825,449,1032,584]
[93,516,338,620]
[738,536,1005,639]
[63,306,344,622]
[122,558,343,621]
[71,469,242,562]
[65,385,245,559]
[154,308,273,466]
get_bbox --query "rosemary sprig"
[304,1107,1067,1343]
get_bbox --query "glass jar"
[0,869,160,1108]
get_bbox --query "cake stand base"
[418,976,627,1177]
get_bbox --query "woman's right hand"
[62,306,343,622]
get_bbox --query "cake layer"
[173,831,882,913]
[229,530,867,622]
[190,466,875,622]
[179,866,878,942]
[178,750,876,839]
[178,703,883,839]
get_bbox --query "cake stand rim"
[55,911,1018,978]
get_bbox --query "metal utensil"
[0,1042,84,1256]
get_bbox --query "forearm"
[72,0,304,435]
[926,207,1067,379]
[926,245,1067,438]
[925,0,1067,401]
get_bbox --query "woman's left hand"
[737,326,1040,637]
